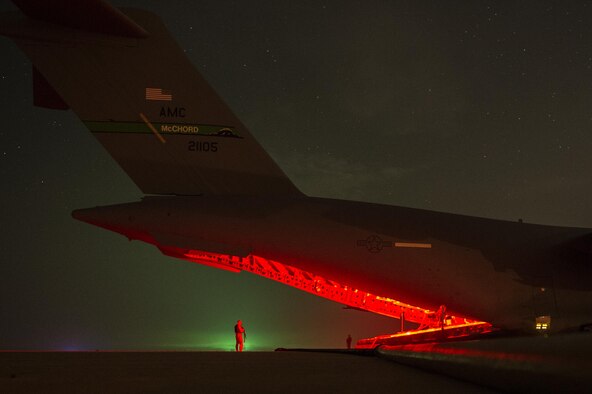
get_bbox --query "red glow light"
[355,321,494,348]
[183,251,439,322]
[178,250,492,345]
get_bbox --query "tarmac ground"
[0,350,496,394]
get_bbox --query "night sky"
[1,1,591,350]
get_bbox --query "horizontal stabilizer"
[11,0,148,38]
[33,66,68,110]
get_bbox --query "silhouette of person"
[435,305,447,330]
[234,320,246,352]
[346,334,352,349]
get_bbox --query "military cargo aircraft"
[2,0,590,346]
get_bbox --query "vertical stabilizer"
[0,3,301,196]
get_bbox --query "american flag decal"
[145,87,172,101]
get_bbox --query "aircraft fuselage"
[73,195,592,333]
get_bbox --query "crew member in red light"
[346,334,352,349]
[436,305,447,330]
[234,320,247,352]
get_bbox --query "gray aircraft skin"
[2,0,591,336]
[72,195,592,333]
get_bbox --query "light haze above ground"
[0,0,590,350]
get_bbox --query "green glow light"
[160,331,282,352]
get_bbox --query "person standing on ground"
[346,334,352,349]
[235,320,247,352]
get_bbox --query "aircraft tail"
[0,0,301,196]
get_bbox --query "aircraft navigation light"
[535,316,551,331]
